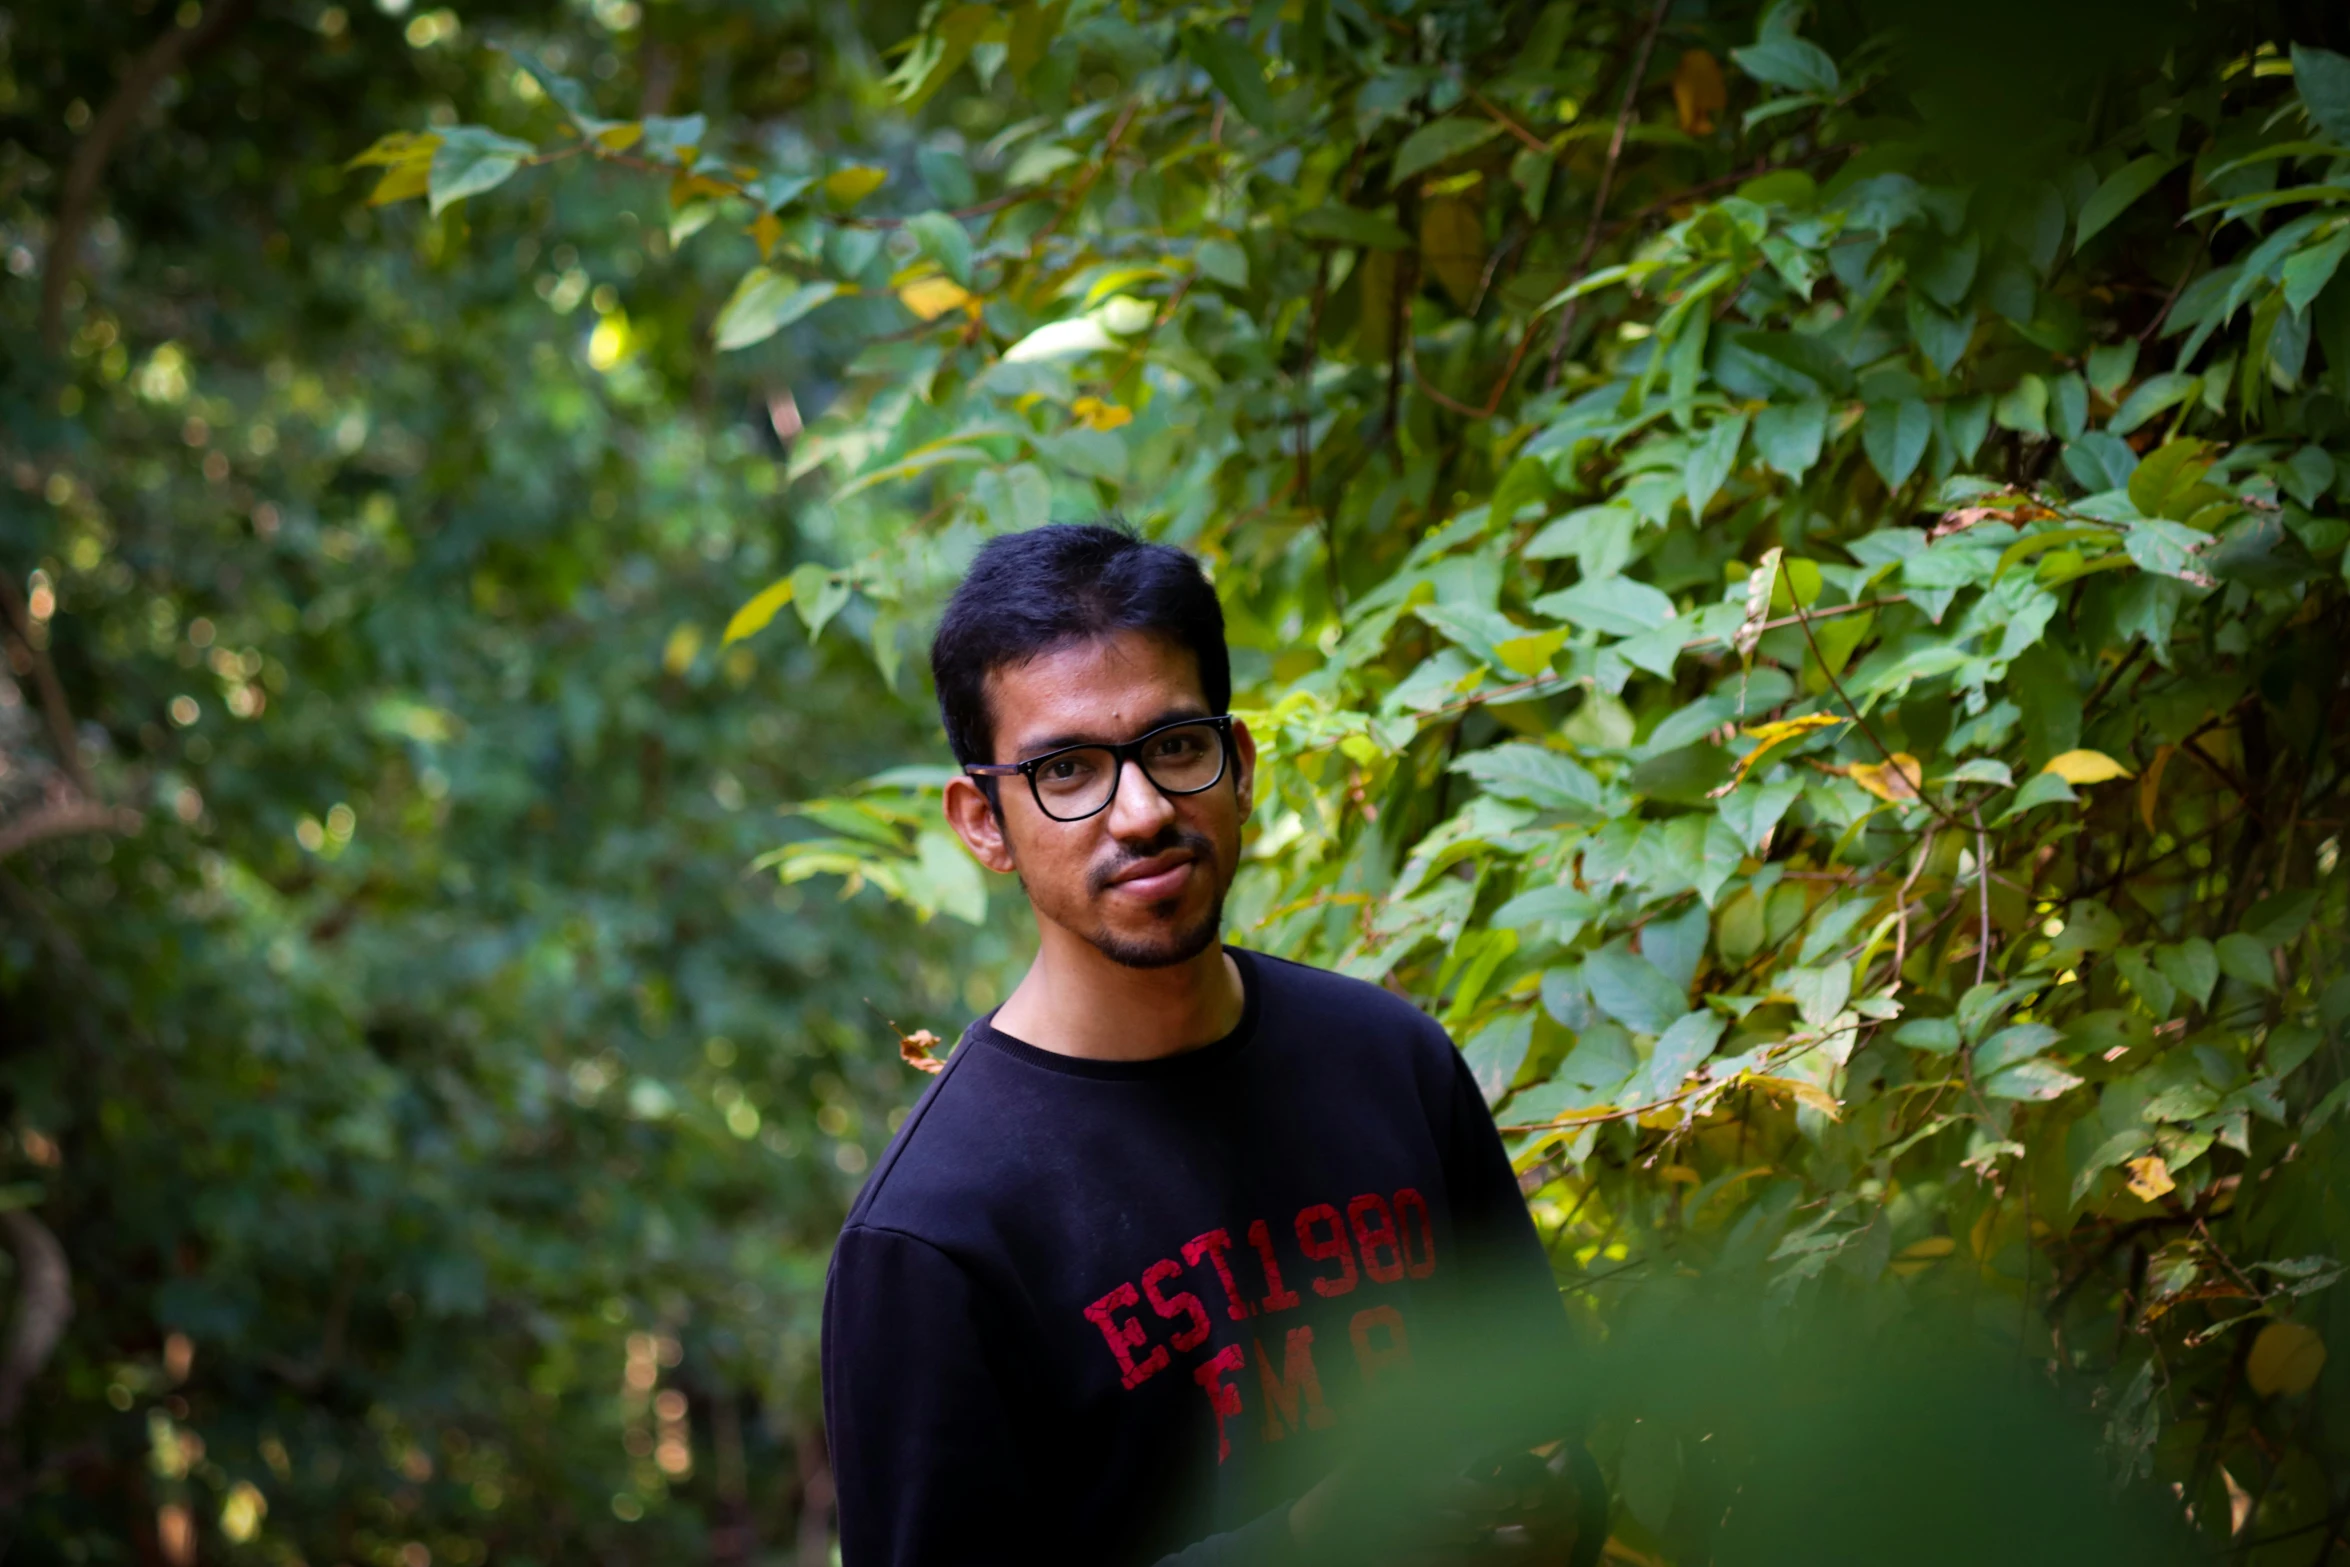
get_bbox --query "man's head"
[932,524,1255,970]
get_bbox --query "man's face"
[942,631,1255,969]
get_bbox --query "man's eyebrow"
[1013,706,1210,759]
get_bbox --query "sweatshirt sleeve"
[823,1224,1033,1567]
[1439,1045,1570,1354]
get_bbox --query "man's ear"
[1230,717,1259,823]
[943,775,1019,875]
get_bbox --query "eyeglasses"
[965,715,1235,823]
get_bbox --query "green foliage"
[394,1,2350,1553]
[16,0,2350,1560]
[2,1,1018,1559]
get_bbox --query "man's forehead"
[985,632,1205,745]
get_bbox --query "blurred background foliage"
[8,0,2350,1563]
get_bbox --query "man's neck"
[991,926,1245,1063]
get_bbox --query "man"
[822,524,1567,1565]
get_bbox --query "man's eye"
[1043,759,1080,781]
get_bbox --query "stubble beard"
[1082,827,1227,970]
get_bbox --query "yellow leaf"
[1721,712,1846,791]
[2125,1154,2175,1201]
[662,623,703,676]
[1071,395,1133,431]
[367,160,433,207]
[2043,748,2134,784]
[898,276,976,321]
[2139,743,2173,830]
[670,171,736,207]
[1889,1234,1956,1277]
[1846,752,1923,803]
[1672,49,1728,134]
[1420,195,1486,310]
[345,130,440,170]
[1494,627,1569,677]
[824,165,889,206]
[1747,1075,1842,1118]
[722,577,796,645]
[1658,1164,1700,1184]
[748,209,785,260]
[595,122,644,152]
[2247,1320,2327,1397]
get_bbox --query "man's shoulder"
[839,1029,1015,1238]
[1244,948,1455,1063]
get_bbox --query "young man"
[822,524,1565,1565]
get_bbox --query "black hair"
[929,521,1230,767]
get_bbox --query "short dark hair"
[930,522,1230,766]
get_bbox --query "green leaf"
[1450,744,1605,812]
[1684,413,1748,520]
[1994,374,2048,437]
[2283,228,2350,315]
[1583,944,1688,1035]
[1907,296,1973,374]
[1752,397,1829,478]
[2123,519,2214,582]
[2074,155,2176,250]
[1534,576,1676,636]
[2087,339,2139,397]
[1975,1023,2064,1076]
[2156,937,2219,1008]
[1730,36,1839,95]
[1196,238,1249,288]
[1464,1011,1535,1103]
[906,210,974,286]
[1182,26,1281,131]
[1895,1017,1961,1054]
[713,271,841,351]
[2127,438,2216,519]
[1980,1058,2083,1102]
[2216,932,2278,993]
[1630,1011,1727,1102]
[1294,204,1412,250]
[722,576,796,644]
[1992,771,2076,824]
[427,126,535,215]
[2242,888,2319,947]
[2109,371,2198,436]
[2291,44,2350,147]
[1862,399,1931,489]
[1393,117,1504,184]
[1786,961,1852,1028]
[790,562,852,640]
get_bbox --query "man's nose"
[1105,753,1177,840]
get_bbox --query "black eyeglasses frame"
[963,714,1236,823]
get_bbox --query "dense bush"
[14,0,2350,1559]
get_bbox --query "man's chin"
[1086,901,1224,970]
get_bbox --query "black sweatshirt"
[821,949,1564,1567]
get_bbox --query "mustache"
[1087,827,1217,897]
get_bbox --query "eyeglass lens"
[1031,722,1225,820]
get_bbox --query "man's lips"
[1106,849,1196,900]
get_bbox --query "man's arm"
[823,1224,1034,1567]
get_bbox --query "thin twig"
[1972,804,1993,988]
[40,0,259,347]
[1545,0,1672,388]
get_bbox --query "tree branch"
[1545,0,1671,388]
[0,1210,71,1429]
[0,793,140,863]
[0,569,87,794]
[39,0,258,349]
